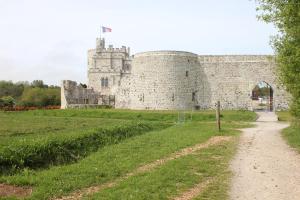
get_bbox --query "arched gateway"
[61,38,290,111]
[251,81,273,111]
[197,55,289,111]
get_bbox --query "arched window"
[101,77,109,87]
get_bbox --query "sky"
[0,0,277,86]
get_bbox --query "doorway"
[251,81,273,111]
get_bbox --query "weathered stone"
[61,38,290,110]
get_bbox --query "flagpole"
[100,26,102,39]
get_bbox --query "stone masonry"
[61,37,290,110]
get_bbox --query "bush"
[0,96,15,109]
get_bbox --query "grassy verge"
[281,123,300,152]
[277,111,300,152]
[276,111,294,122]
[88,138,237,200]
[0,121,244,200]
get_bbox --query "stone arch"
[199,55,289,111]
[250,81,274,111]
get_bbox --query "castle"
[61,37,290,110]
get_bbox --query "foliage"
[0,96,15,108]
[0,81,25,99]
[31,80,47,88]
[20,87,60,107]
[257,0,300,117]
[0,80,60,108]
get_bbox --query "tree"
[0,81,24,99]
[20,87,60,107]
[31,80,48,88]
[257,0,300,117]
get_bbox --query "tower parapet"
[88,38,132,97]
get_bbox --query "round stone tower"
[129,51,200,110]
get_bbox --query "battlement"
[95,38,130,55]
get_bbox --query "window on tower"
[186,71,189,77]
[101,78,105,87]
[105,78,109,87]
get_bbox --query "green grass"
[277,111,300,153]
[0,122,244,200]
[88,138,237,200]
[276,111,300,153]
[0,122,166,174]
[6,109,256,122]
[276,111,294,122]
[0,109,255,200]
[0,113,127,137]
[0,110,170,173]
[282,121,300,152]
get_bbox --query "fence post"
[216,101,221,132]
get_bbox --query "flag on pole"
[102,26,112,33]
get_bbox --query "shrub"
[0,96,15,109]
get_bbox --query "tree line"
[0,80,60,109]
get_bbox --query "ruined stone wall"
[129,51,200,110]
[197,55,290,110]
[61,80,99,109]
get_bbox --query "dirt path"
[230,112,300,200]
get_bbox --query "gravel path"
[230,112,300,200]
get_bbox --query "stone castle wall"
[61,38,290,111]
[198,55,289,110]
[129,51,200,110]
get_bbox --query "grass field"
[0,109,256,200]
[277,111,300,152]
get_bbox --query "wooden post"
[216,101,221,132]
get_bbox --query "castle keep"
[61,38,290,110]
